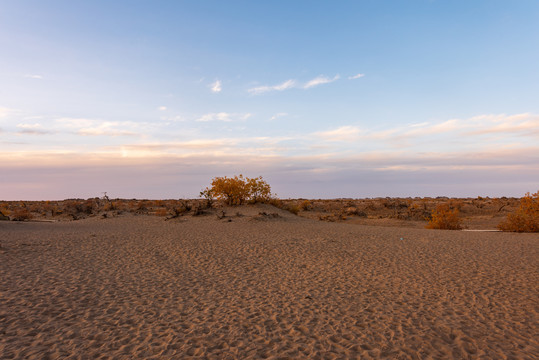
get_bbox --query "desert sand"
[1,204,538,359]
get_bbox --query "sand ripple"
[1,213,538,359]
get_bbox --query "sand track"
[1,212,538,359]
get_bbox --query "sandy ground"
[1,205,538,359]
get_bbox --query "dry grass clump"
[497,191,538,232]
[266,198,300,215]
[425,204,462,230]
[168,201,192,217]
[284,204,300,215]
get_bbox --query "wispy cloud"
[465,113,539,136]
[196,112,252,122]
[396,113,539,140]
[17,123,42,129]
[270,112,288,121]
[313,113,539,148]
[3,144,537,199]
[210,80,222,93]
[157,106,167,111]
[0,106,17,118]
[77,124,138,137]
[160,115,183,122]
[249,75,341,94]
[304,74,340,89]
[17,129,51,135]
[314,126,362,142]
[55,118,140,137]
[248,79,296,95]
[24,74,43,79]
[3,111,537,199]
[15,123,50,135]
[348,73,365,80]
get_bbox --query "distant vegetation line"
[1,176,537,232]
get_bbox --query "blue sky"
[1,0,538,200]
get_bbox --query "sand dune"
[1,206,538,359]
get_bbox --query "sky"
[1,0,538,200]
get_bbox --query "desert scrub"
[10,208,33,221]
[426,204,462,230]
[299,200,312,211]
[284,204,300,215]
[201,175,272,205]
[155,208,168,217]
[498,191,538,232]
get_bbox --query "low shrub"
[498,191,538,232]
[202,175,272,206]
[0,206,10,217]
[267,198,283,208]
[247,176,272,203]
[344,207,367,217]
[299,200,312,211]
[199,189,214,209]
[425,204,462,230]
[11,208,32,221]
[155,208,168,217]
[285,204,300,215]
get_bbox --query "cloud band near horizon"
[1,111,537,200]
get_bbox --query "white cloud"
[248,79,296,95]
[466,113,539,135]
[314,126,362,142]
[77,122,138,137]
[17,123,42,129]
[196,112,251,122]
[304,74,340,89]
[0,107,17,118]
[158,106,167,111]
[15,123,51,135]
[348,73,365,80]
[197,112,232,122]
[55,118,140,137]
[210,80,222,93]
[248,75,341,94]
[270,112,288,121]
[409,122,429,127]
[312,113,539,150]
[56,118,95,129]
[396,113,539,139]
[24,74,43,79]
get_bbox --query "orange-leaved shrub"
[11,208,33,221]
[497,191,538,232]
[299,200,312,211]
[425,203,462,230]
[202,175,272,206]
[246,176,272,203]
